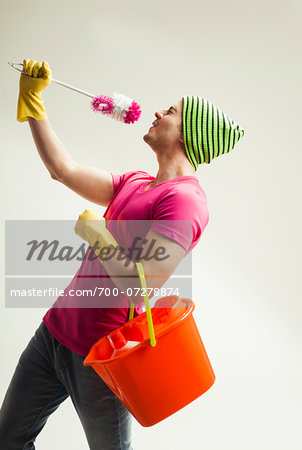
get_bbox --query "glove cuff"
[17,91,47,123]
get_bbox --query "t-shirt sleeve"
[110,170,150,195]
[111,172,125,194]
[150,188,209,253]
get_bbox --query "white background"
[1,0,301,448]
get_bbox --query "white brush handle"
[8,62,96,99]
[49,79,96,99]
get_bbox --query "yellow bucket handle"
[128,262,156,347]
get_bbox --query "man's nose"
[155,111,163,119]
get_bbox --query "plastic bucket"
[84,264,215,427]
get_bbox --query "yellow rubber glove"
[17,59,52,123]
[74,209,119,264]
[75,209,136,315]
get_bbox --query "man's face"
[143,99,184,149]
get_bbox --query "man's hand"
[17,59,52,123]
[74,209,118,262]
[74,211,188,305]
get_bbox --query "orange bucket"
[83,263,215,427]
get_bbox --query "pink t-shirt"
[43,170,209,356]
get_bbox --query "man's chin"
[143,133,151,143]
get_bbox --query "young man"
[0,60,244,449]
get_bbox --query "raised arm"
[17,59,115,207]
[28,117,114,207]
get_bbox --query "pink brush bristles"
[91,94,141,124]
[91,95,114,114]
[124,101,142,124]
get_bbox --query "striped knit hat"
[182,96,244,170]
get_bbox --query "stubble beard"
[143,133,151,143]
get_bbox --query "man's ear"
[180,137,184,145]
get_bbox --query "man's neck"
[152,162,196,186]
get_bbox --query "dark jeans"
[0,322,133,450]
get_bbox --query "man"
[0,60,244,449]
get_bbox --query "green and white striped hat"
[182,96,244,170]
